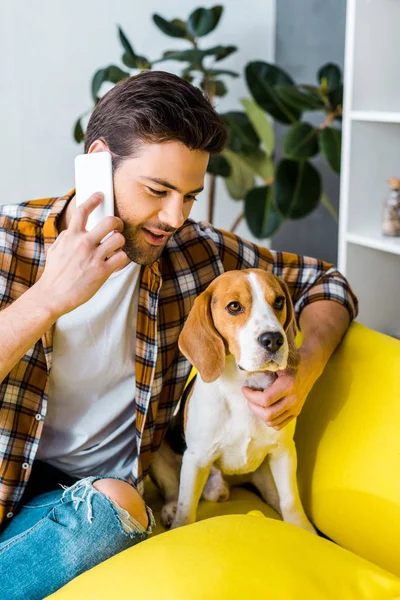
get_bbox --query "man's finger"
[273,416,295,431]
[261,396,292,420]
[247,397,288,423]
[266,409,292,427]
[69,192,104,233]
[242,376,289,408]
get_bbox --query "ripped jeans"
[0,475,156,600]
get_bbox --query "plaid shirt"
[0,190,358,527]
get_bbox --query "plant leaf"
[91,69,106,101]
[213,80,227,97]
[118,27,150,70]
[283,122,319,160]
[245,186,283,238]
[318,63,342,92]
[241,98,275,156]
[118,26,136,58]
[240,150,274,181]
[73,118,85,143]
[187,6,223,37]
[328,84,343,111]
[319,127,342,173]
[154,49,204,66]
[222,149,255,200]
[275,159,321,218]
[274,84,325,111]
[206,68,239,78]
[245,62,301,124]
[222,111,260,154]
[122,52,151,69]
[92,65,130,101]
[104,65,130,83]
[152,14,188,38]
[212,45,237,61]
[211,6,224,29]
[199,45,237,60]
[207,154,231,177]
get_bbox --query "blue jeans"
[0,475,156,600]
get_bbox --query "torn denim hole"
[59,478,156,535]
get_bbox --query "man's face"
[111,141,209,265]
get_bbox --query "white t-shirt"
[36,261,141,479]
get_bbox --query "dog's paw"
[283,513,318,535]
[301,520,318,535]
[201,467,230,502]
[160,501,177,529]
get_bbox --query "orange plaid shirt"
[0,190,358,528]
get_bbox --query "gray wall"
[272,0,346,264]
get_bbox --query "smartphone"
[75,151,114,233]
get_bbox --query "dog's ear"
[179,289,226,383]
[280,280,300,370]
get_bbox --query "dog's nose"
[258,331,284,353]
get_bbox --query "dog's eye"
[226,301,243,315]
[274,296,285,310]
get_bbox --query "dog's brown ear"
[280,280,300,370]
[179,289,226,383]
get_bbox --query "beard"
[122,225,168,265]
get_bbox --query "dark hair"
[84,70,227,170]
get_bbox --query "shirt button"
[35,414,42,421]
[22,463,30,470]
[6,512,13,519]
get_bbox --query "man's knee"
[93,479,149,530]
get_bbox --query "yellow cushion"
[49,511,400,600]
[295,322,400,577]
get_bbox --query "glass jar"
[382,177,400,237]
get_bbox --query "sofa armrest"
[295,322,400,576]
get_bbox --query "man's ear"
[178,289,226,383]
[280,280,300,370]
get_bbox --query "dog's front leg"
[171,450,212,529]
[268,443,317,534]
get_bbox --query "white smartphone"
[75,151,114,233]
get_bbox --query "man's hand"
[241,363,317,430]
[37,192,130,320]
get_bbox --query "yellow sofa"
[50,322,400,599]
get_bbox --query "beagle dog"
[150,268,316,534]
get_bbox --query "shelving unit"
[339,0,400,337]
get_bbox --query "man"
[0,71,357,597]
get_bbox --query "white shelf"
[350,111,400,124]
[352,0,400,113]
[346,231,400,255]
[339,0,400,335]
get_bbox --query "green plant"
[238,62,342,237]
[74,5,342,239]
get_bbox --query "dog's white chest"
[185,369,284,477]
[214,401,277,475]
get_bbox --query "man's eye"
[148,187,166,196]
[148,188,197,202]
[274,296,285,310]
[226,301,243,315]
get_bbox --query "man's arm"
[297,299,350,387]
[0,285,58,385]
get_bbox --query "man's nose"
[159,196,185,230]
